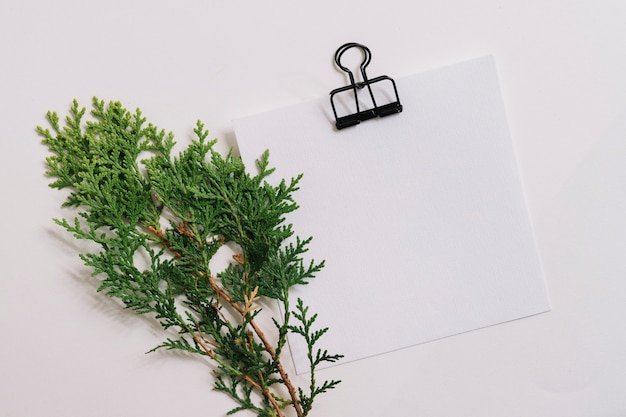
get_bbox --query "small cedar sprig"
[38,98,342,417]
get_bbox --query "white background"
[1,1,625,416]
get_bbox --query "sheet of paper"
[233,56,551,374]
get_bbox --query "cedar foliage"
[38,98,342,417]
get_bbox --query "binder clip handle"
[334,42,373,88]
[329,42,403,130]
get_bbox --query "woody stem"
[192,334,285,417]
[209,275,303,417]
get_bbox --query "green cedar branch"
[38,98,342,417]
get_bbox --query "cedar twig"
[39,98,341,417]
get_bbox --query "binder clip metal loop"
[329,42,403,130]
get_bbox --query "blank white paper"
[233,56,550,374]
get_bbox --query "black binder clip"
[330,42,403,130]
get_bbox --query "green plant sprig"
[38,98,342,417]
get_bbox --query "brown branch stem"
[147,225,182,258]
[243,375,285,417]
[209,275,303,417]
[192,334,216,360]
[146,226,300,417]
[193,329,285,417]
